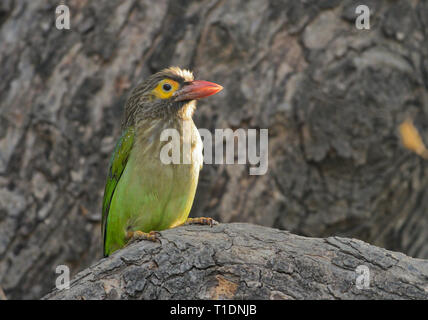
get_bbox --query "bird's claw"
[126,230,161,246]
[183,217,219,227]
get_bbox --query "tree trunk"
[44,223,428,300]
[1,0,428,299]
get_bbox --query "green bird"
[102,67,223,256]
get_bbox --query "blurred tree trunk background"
[1,0,428,299]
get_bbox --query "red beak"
[174,80,223,102]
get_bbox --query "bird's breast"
[134,118,203,170]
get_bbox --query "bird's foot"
[125,230,161,246]
[182,217,219,227]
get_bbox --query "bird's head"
[123,67,223,126]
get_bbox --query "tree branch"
[44,223,428,300]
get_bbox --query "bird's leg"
[180,217,219,227]
[125,230,161,246]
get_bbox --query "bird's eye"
[152,79,179,99]
[162,83,172,92]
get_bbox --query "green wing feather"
[101,126,135,255]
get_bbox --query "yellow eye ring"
[152,79,179,99]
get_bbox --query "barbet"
[102,67,223,256]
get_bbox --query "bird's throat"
[175,100,196,120]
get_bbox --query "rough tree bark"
[1,0,428,299]
[44,223,428,300]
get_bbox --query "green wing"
[101,126,135,255]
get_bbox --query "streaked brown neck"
[122,97,196,130]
